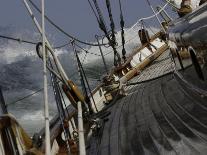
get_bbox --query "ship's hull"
[87,51,207,155]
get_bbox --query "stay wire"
[7,86,50,106]
[0,34,37,45]
[76,50,98,112]
[87,0,100,24]
[0,34,74,50]
[48,59,72,149]
[72,42,98,112]
[58,85,76,130]
[28,0,108,47]
[91,0,109,33]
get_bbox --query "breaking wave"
[0,24,157,134]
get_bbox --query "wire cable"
[0,34,37,45]
[28,0,108,47]
[7,87,50,106]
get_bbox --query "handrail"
[128,3,168,31]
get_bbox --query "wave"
[0,24,158,134]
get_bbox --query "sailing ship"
[0,0,207,154]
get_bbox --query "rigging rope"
[88,0,121,66]
[28,0,108,47]
[90,0,111,43]
[90,0,109,34]
[118,0,126,62]
[0,34,37,45]
[0,34,75,50]
[74,42,101,57]
[7,87,49,106]
[81,51,88,64]
[104,33,138,56]
[105,0,121,66]
[72,42,98,113]
[48,59,71,152]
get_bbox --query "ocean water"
[0,25,150,135]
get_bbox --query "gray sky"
[0,0,167,44]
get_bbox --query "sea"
[0,25,149,136]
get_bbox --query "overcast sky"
[0,0,174,44]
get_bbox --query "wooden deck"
[87,54,207,155]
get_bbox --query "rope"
[88,0,110,42]
[74,43,101,57]
[129,3,168,31]
[118,0,127,61]
[58,85,76,130]
[91,0,109,34]
[0,34,37,45]
[81,52,88,64]
[87,0,100,23]
[53,42,71,49]
[88,0,121,66]
[104,33,138,56]
[28,0,108,47]
[48,59,71,152]
[7,87,49,106]
[105,0,121,66]
[77,54,98,112]
[72,42,98,113]
[145,0,166,32]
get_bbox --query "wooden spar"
[78,101,86,155]
[110,31,163,76]
[23,0,90,111]
[41,0,51,154]
[22,0,69,84]
[120,43,169,84]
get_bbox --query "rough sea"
[0,25,146,136]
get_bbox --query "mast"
[41,0,51,154]
[77,101,86,155]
